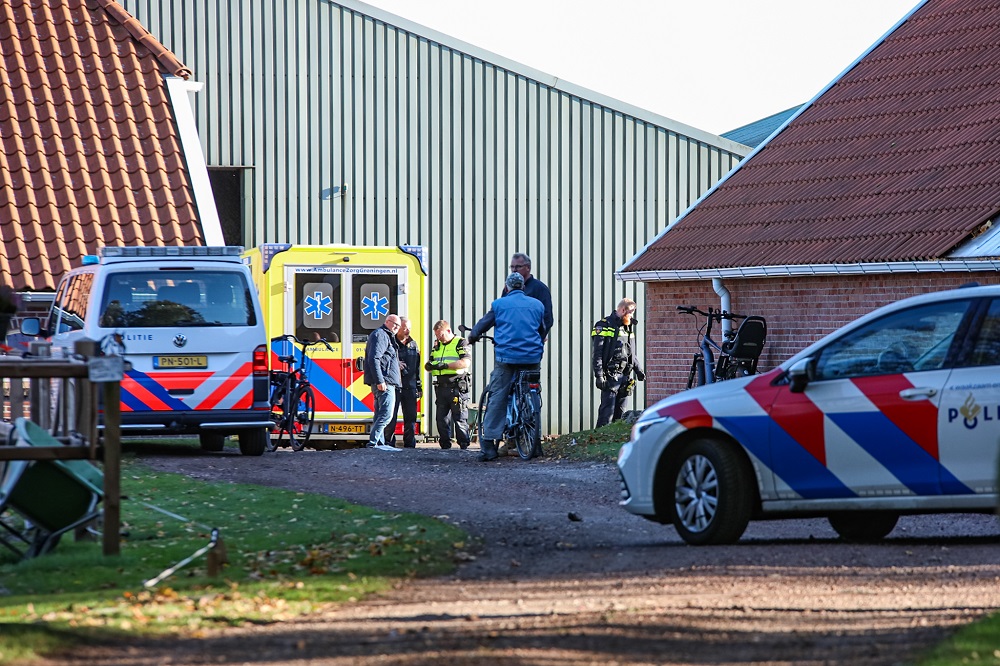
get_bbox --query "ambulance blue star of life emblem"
[304,290,333,320]
[361,291,389,320]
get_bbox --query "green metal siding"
[121,0,748,434]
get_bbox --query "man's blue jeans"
[369,385,396,447]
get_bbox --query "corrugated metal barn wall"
[120,0,747,434]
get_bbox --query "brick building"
[619,0,1000,401]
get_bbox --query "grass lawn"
[543,419,631,463]
[0,453,467,663]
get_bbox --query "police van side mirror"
[787,357,814,393]
[19,317,41,337]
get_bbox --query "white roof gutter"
[617,260,1000,283]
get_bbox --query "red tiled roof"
[0,0,202,292]
[623,0,1000,275]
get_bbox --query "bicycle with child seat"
[459,326,542,460]
[677,305,768,389]
[267,334,334,452]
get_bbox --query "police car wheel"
[827,511,898,543]
[668,438,754,545]
[239,428,268,457]
[199,432,226,452]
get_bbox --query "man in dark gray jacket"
[364,314,401,448]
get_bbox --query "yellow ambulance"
[243,244,428,446]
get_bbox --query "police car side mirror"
[787,357,814,393]
[19,317,41,337]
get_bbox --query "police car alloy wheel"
[668,438,754,545]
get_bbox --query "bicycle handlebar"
[676,305,746,322]
[457,324,494,343]
[269,334,336,353]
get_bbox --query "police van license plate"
[328,423,366,434]
[154,355,208,369]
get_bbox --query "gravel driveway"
[44,443,1000,665]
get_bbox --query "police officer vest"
[430,337,468,377]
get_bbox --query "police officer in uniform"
[425,320,472,449]
[592,298,645,428]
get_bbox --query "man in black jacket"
[592,298,645,428]
[383,316,422,448]
[364,314,401,448]
[504,252,553,342]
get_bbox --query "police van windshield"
[98,271,257,328]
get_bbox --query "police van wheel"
[828,511,898,543]
[199,432,226,452]
[239,428,268,456]
[668,438,754,545]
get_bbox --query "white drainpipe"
[713,277,733,336]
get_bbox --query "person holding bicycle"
[592,298,645,428]
[425,320,472,450]
[363,314,401,449]
[468,272,545,462]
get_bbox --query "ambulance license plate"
[330,423,366,434]
[154,355,208,369]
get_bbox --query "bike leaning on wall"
[677,305,768,389]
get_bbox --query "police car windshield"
[99,271,257,328]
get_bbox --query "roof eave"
[617,260,1000,282]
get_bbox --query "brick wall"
[643,272,1000,402]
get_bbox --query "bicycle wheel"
[267,384,287,452]
[686,354,706,389]
[476,388,490,444]
[511,390,536,461]
[526,390,542,458]
[288,384,316,452]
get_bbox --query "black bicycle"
[459,326,542,460]
[266,335,332,452]
[677,305,767,389]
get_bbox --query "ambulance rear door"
[282,264,407,437]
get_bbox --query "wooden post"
[74,340,99,460]
[28,341,51,429]
[102,380,121,557]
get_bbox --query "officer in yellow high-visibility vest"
[425,319,473,449]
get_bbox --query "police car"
[618,285,1000,544]
[27,246,272,455]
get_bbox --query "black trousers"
[434,382,470,449]
[596,374,632,428]
[384,387,418,448]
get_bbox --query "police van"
[29,246,272,455]
[242,244,428,445]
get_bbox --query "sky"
[360,0,920,136]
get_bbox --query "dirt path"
[41,445,1000,665]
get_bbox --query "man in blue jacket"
[364,314,401,448]
[468,273,545,461]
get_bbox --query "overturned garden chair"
[0,418,104,559]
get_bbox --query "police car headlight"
[630,416,665,443]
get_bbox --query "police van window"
[99,271,255,328]
[352,275,398,343]
[295,274,342,343]
[813,299,971,380]
[51,273,93,334]
[966,299,1000,367]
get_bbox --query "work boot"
[478,439,498,462]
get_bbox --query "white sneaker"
[374,444,399,451]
